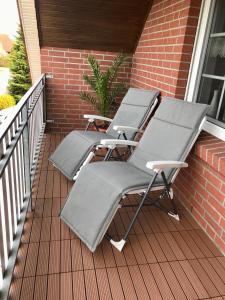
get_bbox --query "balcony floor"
[9,134,225,300]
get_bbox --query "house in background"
[0,0,224,298]
[0,34,12,56]
[0,42,6,56]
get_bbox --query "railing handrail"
[0,74,45,141]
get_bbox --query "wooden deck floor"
[8,134,225,300]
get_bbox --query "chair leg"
[160,171,179,220]
[108,172,158,251]
[104,148,113,161]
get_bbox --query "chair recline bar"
[59,97,208,252]
[49,88,159,180]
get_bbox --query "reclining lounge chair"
[60,98,208,252]
[49,88,159,180]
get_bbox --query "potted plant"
[80,53,127,130]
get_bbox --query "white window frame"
[185,0,225,142]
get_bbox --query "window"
[185,0,225,141]
[197,0,225,128]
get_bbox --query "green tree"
[80,53,127,117]
[8,26,31,102]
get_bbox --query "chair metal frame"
[98,117,206,251]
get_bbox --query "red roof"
[0,34,13,53]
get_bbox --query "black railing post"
[21,103,32,211]
[42,75,47,124]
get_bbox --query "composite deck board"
[8,133,225,300]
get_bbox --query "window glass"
[211,0,225,33]
[197,0,225,126]
[202,37,225,76]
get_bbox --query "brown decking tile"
[189,259,220,298]
[43,198,53,217]
[51,197,61,216]
[101,240,117,268]
[107,267,125,300]
[8,278,22,300]
[33,275,47,300]
[198,258,225,295]
[171,231,195,260]
[36,241,50,275]
[71,239,84,271]
[50,217,61,240]
[9,133,225,300]
[118,266,137,300]
[61,240,72,273]
[160,262,187,300]
[60,272,73,300]
[48,240,60,274]
[84,269,99,300]
[72,271,86,300]
[195,229,223,257]
[29,218,42,243]
[128,235,148,265]
[122,239,138,266]
[96,268,112,300]
[20,277,35,300]
[149,263,175,300]
[155,232,177,261]
[82,243,95,270]
[13,243,28,278]
[170,261,198,300]
[47,273,60,300]
[139,264,162,300]
[128,265,150,299]
[40,217,51,241]
[179,260,209,299]
[23,243,39,277]
[93,245,106,269]
[146,233,167,262]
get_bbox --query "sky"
[0,0,20,39]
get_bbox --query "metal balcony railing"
[0,74,46,299]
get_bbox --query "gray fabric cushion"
[50,88,159,180]
[60,161,158,252]
[107,88,159,139]
[129,98,208,180]
[49,131,114,180]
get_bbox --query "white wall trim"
[203,121,225,141]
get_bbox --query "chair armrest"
[146,161,188,173]
[100,139,138,149]
[113,125,144,134]
[83,114,113,123]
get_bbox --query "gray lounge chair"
[60,98,208,252]
[49,88,159,180]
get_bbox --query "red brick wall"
[128,0,225,254]
[130,0,201,99]
[175,134,225,254]
[41,48,132,132]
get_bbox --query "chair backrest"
[129,97,208,181]
[106,88,159,140]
